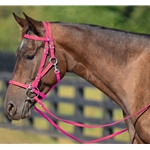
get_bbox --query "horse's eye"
[26,55,34,60]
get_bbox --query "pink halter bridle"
[8,22,150,143]
[9,22,60,100]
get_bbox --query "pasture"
[0,128,56,144]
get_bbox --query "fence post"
[102,96,113,138]
[74,87,84,139]
[49,86,58,141]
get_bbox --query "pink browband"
[9,22,150,143]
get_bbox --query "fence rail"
[0,51,130,144]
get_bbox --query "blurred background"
[0,6,150,144]
[1,6,150,52]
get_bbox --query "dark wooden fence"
[0,51,130,144]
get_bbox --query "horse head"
[4,13,67,120]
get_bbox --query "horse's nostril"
[7,103,16,116]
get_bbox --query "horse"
[4,12,150,144]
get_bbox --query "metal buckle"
[49,57,60,72]
[26,85,40,102]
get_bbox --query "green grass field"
[0,127,56,144]
[0,79,130,144]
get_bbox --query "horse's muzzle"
[5,100,34,120]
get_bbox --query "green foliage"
[0,6,150,52]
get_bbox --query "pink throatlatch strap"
[8,21,150,143]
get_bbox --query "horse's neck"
[53,23,150,114]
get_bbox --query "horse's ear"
[12,12,27,28]
[23,12,43,36]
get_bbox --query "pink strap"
[47,23,55,58]
[45,71,60,95]
[32,89,46,99]
[31,50,49,88]
[34,96,150,128]
[9,80,46,99]
[9,80,28,89]
[34,106,127,143]
[33,94,150,143]
[24,34,47,41]
[41,62,53,77]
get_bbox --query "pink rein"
[9,22,150,143]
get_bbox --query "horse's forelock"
[20,26,29,39]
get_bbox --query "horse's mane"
[20,20,150,40]
[52,21,150,38]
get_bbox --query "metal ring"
[49,57,58,66]
[26,86,40,100]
